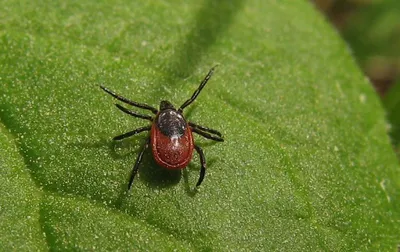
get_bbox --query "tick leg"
[189,122,222,137]
[194,145,206,187]
[191,127,224,142]
[179,66,217,112]
[115,104,153,121]
[100,85,158,114]
[113,126,151,141]
[128,138,150,190]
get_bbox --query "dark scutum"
[156,109,187,137]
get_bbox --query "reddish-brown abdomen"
[151,123,194,169]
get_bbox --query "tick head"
[160,100,175,111]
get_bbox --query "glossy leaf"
[0,0,399,250]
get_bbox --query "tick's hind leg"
[194,145,206,187]
[113,126,151,141]
[128,138,150,190]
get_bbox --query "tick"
[100,66,224,189]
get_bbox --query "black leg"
[189,122,222,137]
[194,145,206,187]
[128,138,150,190]
[100,85,158,114]
[113,126,151,141]
[115,104,153,121]
[179,66,217,112]
[191,127,224,142]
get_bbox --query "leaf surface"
[0,0,399,250]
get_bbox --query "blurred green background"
[313,0,400,156]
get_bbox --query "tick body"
[151,105,194,169]
[100,66,224,189]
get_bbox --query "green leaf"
[40,195,192,250]
[1,0,399,250]
[0,123,47,250]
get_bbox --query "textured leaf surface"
[0,123,47,250]
[0,0,399,250]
